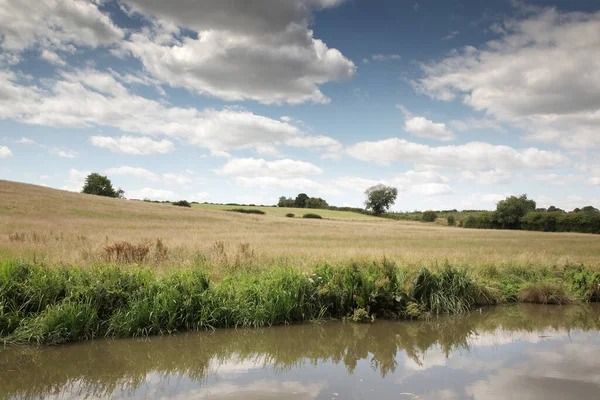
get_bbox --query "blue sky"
[0,0,598,211]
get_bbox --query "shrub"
[422,211,438,222]
[172,200,191,208]
[410,267,477,314]
[103,242,150,264]
[227,208,266,215]
[286,213,295,218]
[303,213,322,219]
[518,281,574,305]
[447,215,456,226]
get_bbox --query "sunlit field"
[1,180,599,272]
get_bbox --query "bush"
[172,200,191,208]
[303,213,322,219]
[286,213,295,218]
[447,215,456,226]
[422,211,438,222]
[518,281,574,305]
[227,209,266,215]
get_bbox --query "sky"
[0,0,599,211]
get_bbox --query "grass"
[2,259,600,345]
[1,180,600,271]
[226,208,266,215]
[194,202,383,221]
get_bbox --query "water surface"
[2,304,600,399]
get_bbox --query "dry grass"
[1,180,600,272]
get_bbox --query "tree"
[581,206,600,213]
[295,193,309,208]
[306,197,328,209]
[82,173,124,199]
[422,210,438,222]
[364,184,398,215]
[494,194,536,229]
[278,196,295,208]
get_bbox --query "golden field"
[1,180,599,271]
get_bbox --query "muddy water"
[1,304,600,400]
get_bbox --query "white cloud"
[162,173,192,185]
[418,6,600,149]
[118,0,355,104]
[189,192,210,202]
[0,145,13,158]
[332,170,452,197]
[127,187,178,201]
[90,136,175,155]
[234,176,324,190]
[449,118,505,132]
[461,169,513,184]
[534,173,582,186]
[40,49,66,66]
[215,158,323,178]
[443,30,459,40]
[16,137,36,145]
[210,150,233,159]
[127,187,210,202]
[63,168,89,192]
[0,0,123,53]
[346,138,569,170]
[105,166,159,181]
[0,68,338,155]
[404,116,455,141]
[371,53,401,61]
[49,147,77,158]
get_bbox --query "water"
[2,304,600,400]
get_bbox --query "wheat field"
[1,180,599,271]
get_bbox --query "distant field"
[1,180,599,272]
[192,203,383,221]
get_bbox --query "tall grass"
[2,259,599,345]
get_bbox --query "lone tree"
[495,194,536,229]
[82,173,124,199]
[364,184,398,215]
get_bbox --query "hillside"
[1,180,599,270]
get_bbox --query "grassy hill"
[192,203,382,221]
[1,180,599,271]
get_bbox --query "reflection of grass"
[1,304,599,400]
[1,180,599,270]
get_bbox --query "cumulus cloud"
[234,176,324,190]
[90,136,175,155]
[0,68,338,156]
[118,0,355,104]
[49,148,77,158]
[332,170,452,197]
[127,187,178,201]
[398,105,455,141]
[0,0,123,53]
[461,169,513,185]
[418,6,600,149]
[215,158,324,178]
[346,138,568,170]
[105,166,159,181]
[40,49,66,66]
[162,173,192,185]
[16,137,36,145]
[63,168,89,192]
[404,116,455,141]
[0,145,13,158]
[371,53,401,61]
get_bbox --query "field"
[2,179,600,344]
[1,180,599,271]
[192,203,382,221]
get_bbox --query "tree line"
[80,173,598,234]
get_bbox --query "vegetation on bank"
[1,259,599,345]
[226,208,266,215]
